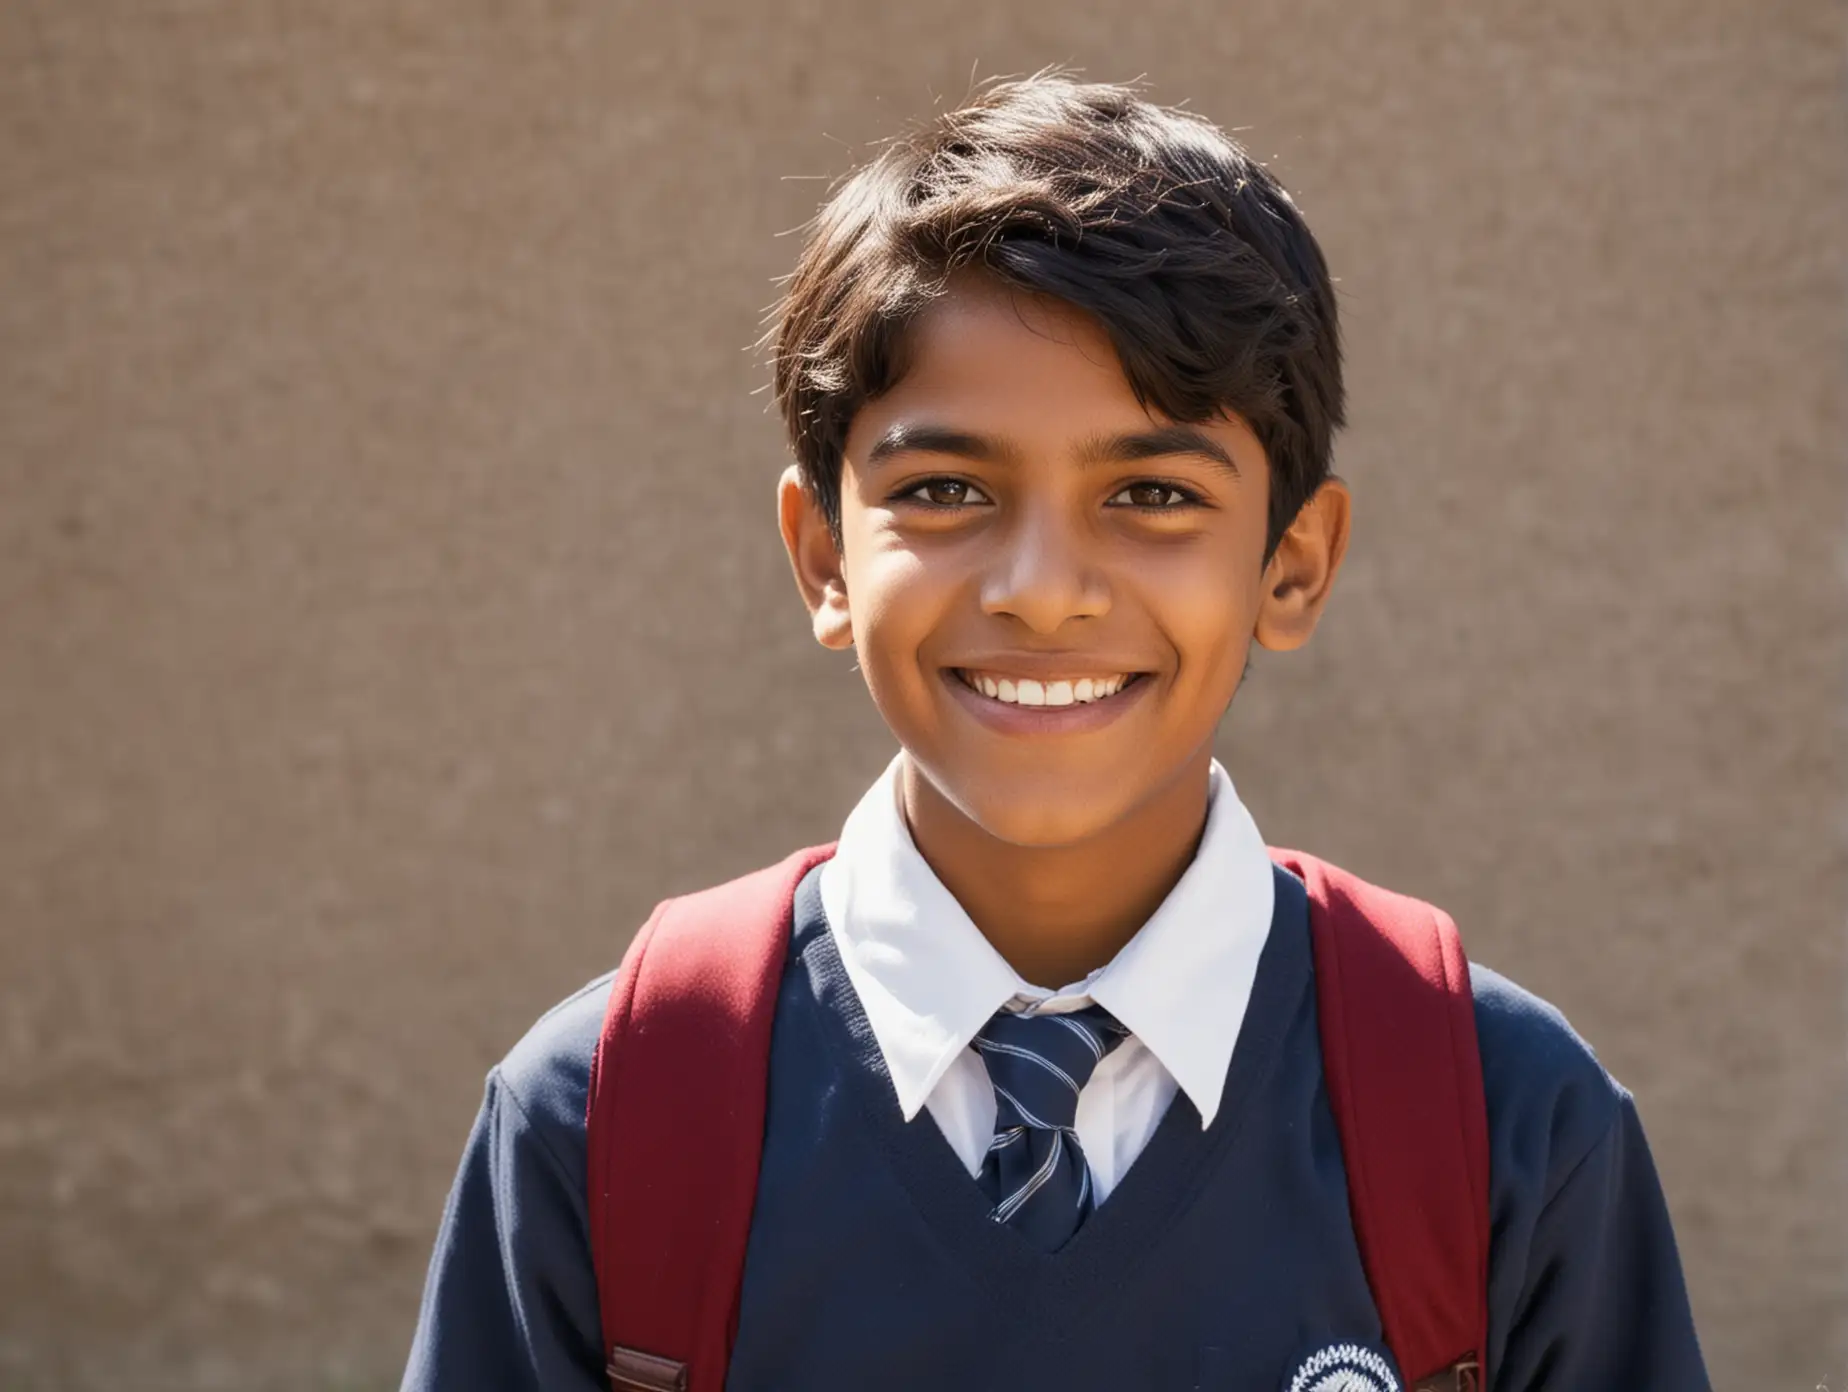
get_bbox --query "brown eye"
[903,478,989,507]
[1110,482,1192,508]
[926,480,968,505]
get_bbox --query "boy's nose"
[977,511,1112,634]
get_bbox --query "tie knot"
[972,1004,1129,1134]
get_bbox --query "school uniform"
[401,756,1709,1390]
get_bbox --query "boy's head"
[773,76,1351,848]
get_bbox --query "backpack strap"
[585,843,836,1392]
[1270,848,1491,1392]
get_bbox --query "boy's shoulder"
[1466,958,1631,1194]
[1286,853,1628,1161]
[1469,959,1618,1086]
[487,968,616,1172]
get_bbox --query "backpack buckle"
[1411,1356,1480,1392]
[606,1346,688,1392]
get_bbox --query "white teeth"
[963,671,1133,706]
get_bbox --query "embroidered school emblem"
[1284,1341,1401,1392]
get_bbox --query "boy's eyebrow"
[863,422,1239,474]
[1075,424,1240,476]
[864,423,1008,467]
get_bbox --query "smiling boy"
[778,267,1340,991]
[403,77,1708,1391]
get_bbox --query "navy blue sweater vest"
[728,863,1384,1386]
[402,865,1709,1391]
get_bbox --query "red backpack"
[584,845,1489,1392]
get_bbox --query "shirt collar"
[818,752,1275,1129]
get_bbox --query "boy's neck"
[896,752,1215,989]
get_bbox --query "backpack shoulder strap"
[585,843,836,1392]
[1269,848,1491,1392]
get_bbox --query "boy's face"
[780,273,1348,848]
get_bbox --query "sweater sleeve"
[399,1070,607,1391]
[1491,1092,1709,1390]
[1471,964,1709,1390]
[400,972,615,1392]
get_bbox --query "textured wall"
[1,3,1840,1388]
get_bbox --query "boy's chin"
[915,764,1162,852]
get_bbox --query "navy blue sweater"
[402,866,1708,1390]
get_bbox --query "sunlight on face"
[834,273,1275,847]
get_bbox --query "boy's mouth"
[950,669,1146,708]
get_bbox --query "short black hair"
[768,74,1345,560]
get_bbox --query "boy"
[403,77,1708,1390]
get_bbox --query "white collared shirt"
[818,753,1276,1203]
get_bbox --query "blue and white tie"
[973,1003,1130,1252]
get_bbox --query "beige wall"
[2,3,1840,1387]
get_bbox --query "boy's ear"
[1253,478,1351,652]
[777,464,855,651]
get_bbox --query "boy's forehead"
[911,273,1114,370]
[868,276,1141,421]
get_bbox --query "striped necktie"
[972,1003,1130,1252]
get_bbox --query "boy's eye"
[1109,482,1198,509]
[901,478,991,507]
